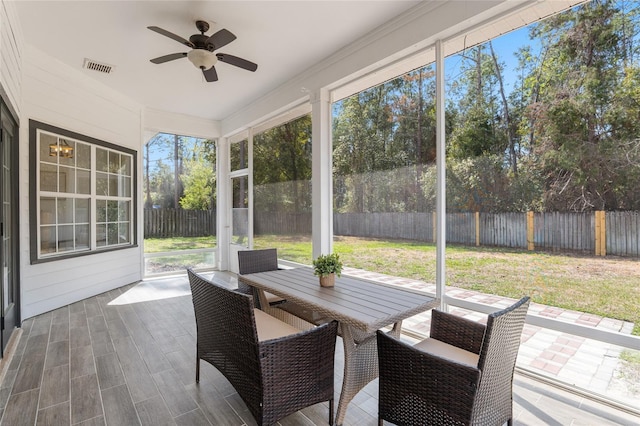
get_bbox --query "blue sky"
[445,25,539,95]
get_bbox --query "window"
[30,121,137,263]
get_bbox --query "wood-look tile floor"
[0,273,638,426]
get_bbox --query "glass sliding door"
[0,101,19,353]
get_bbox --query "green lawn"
[144,235,640,335]
[254,235,640,336]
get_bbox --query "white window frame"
[29,120,137,263]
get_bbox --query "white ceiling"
[15,1,421,122]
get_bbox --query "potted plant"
[313,253,343,287]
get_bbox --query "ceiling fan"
[148,20,258,82]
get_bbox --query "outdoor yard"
[145,235,640,335]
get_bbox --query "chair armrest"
[260,320,338,362]
[430,309,486,354]
[259,321,338,407]
[377,331,481,425]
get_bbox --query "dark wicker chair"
[237,248,285,307]
[377,296,530,426]
[187,268,339,426]
[237,248,328,327]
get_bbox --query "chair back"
[238,248,278,274]
[187,268,263,409]
[474,296,530,424]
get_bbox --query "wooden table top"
[239,267,438,334]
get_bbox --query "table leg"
[335,321,402,425]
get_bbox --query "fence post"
[475,212,480,246]
[527,211,534,251]
[595,211,606,256]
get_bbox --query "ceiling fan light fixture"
[187,49,217,70]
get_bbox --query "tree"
[253,115,312,212]
[180,138,216,210]
[527,0,640,211]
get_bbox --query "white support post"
[216,137,230,271]
[435,40,446,310]
[311,88,333,258]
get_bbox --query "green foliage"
[144,134,215,210]
[332,0,640,213]
[179,160,215,210]
[312,253,343,277]
[253,115,312,213]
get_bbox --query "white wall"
[0,0,22,118]
[144,107,219,142]
[20,44,144,319]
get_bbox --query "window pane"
[40,163,57,192]
[40,226,56,253]
[96,148,108,172]
[57,198,73,224]
[232,175,248,246]
[40,133,58,164]
[96,224,107,247]
[96,172,108,196]
[58,138,75,167]
[58,225,74,251]
[96,199,107,223]
[118,201,130,222]
[108,174,119,196]
[75,224,90,249]
[58,166,75,193]
[121,155,131,176]
[40,197,56,225]
[77,169,91,194]
[107,200,118,222]
[107,223,118,245]
[119,176,131,197]
[75,198,90,223]
[119,223,130,244]
[109,152,120,173]
[230,139,248,171]
[76,142,91,169]
[253,115,312,261]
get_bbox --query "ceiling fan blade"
[216,54,258,72]
[206,29,236,50]
[147,26,194,48]
[150,52,187,64]
[202,66,219,82]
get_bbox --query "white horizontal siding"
[20,45,144,319]
[0,0,22,117]
[21,249,141,319]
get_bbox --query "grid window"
[31,122,136,262]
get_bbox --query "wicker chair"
[237,248,328,328]
[237,248,285,307]
[376,296,530,426]
[187,268,339,426]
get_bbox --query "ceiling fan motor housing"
[189,33,215,51]
[148,19,257,82]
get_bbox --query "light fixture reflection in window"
[49,139,74,158]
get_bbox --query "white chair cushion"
[254,308,301,341]
[413,337,479,368]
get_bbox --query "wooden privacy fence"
[254,212,311,235]
[333,211,640,257]
[144,209,640,257]
[144,209,215,238]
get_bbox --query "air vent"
[83,58,115,74]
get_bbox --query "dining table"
[238,267,439,426]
